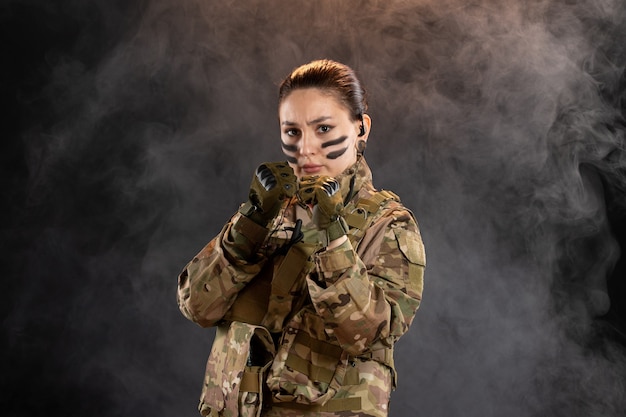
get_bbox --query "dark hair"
[278,59,368,121]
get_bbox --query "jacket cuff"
[233,213,269,244]
[223,213,269,262]
[315,240,356,285]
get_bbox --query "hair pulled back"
[279,59,368,121]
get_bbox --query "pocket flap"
[394,229,426,266]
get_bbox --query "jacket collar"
[334,156,374,204]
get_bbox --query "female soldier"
[177,59,426,417]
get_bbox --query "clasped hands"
[242,162,347,245]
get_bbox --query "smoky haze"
[3,0,626,416]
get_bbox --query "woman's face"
[278,88,370,179]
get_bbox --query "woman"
[177,59,426,417]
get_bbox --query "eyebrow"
[281,116,332,126]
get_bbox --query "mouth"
[301,164,323,175]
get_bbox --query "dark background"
[2,0,626,416]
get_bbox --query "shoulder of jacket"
[368,190,413,218]
[371,192,420,232]
[345,188,413,239]
[354,189,400,213]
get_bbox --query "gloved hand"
[297,175,348,243]
[240,162,297,227]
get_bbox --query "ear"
[357,114,372,141]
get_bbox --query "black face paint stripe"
[281,141,298,163]
[281,153,297,163]
[326,146,349,160]
[321,135,348,148]
[281,142,298,152]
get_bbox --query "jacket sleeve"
[177,212,270,328]
[306,207,425,356]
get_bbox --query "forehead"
[279,88,351,121]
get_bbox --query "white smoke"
[7,0,626,416]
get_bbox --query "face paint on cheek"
[326,146,349,160]
[281,142,298,152]
[281,142,298,163]
[322,135,349,160]
[321,135,348,149]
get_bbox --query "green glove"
[297,175,347,243]
[240,162,297,227]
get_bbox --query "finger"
[321,180,339,196]
[255,165,277,191]
[298,185,317,205]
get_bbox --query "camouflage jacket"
[177,158,426,417]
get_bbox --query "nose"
[300,131,316,156]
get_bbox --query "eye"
[285,128,300,137]
[318,125,332,134]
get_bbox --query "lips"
[301,164,322,175]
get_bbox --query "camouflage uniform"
[177,157,425,417]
